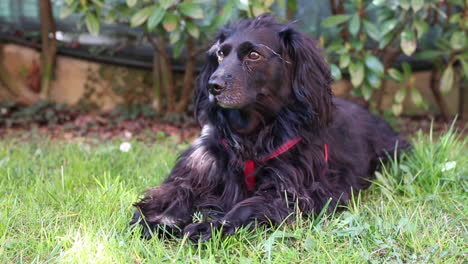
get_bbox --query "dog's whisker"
[257,44,291,64]
[242,61,254,72]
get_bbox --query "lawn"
[0,127,466,263]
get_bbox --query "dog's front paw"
[130,210,181,239]
[182,221,240,241]
[183,222,220,242]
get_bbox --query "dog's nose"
[208,77,225,95]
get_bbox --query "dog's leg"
[131,182,195,238]
[132,125,221,238]
[183,193,295,241]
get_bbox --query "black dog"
[131,14,410,241]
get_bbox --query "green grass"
[0,128,466,264]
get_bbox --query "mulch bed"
[0,114,200,143]
[396,115,466,137]
[0,114,465,143]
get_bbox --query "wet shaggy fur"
[131,14,410,241]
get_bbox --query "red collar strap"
[221,138,329,191]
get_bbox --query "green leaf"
[178,3,204,19]
[349,14,360,36]
[106,10,118,24]
[392,103,403,116]
[399,0,410,10]
[377,9,393,22]
[411,0,424,12]
[410,87,423,106]
[330,64,342,80]
[163,13,179,32]
[365,55,384,76]
[126,0,137,7]
[449,0,464,7]
[169,30,181,44]
[433,6,447,20]
[380,18,399,37]
[326,41,346,53]
[450,31,466,50]
[339,54,350,68]
[186,21,200,39]
[212,0,234,29]
[395,88,406,104]
[413,19,428,38]
[287,0,297,12]
[449,13,462,24]
[350,39,364,51]
[372,0,386,6]
[363,20,380,41]
[265,0,275,8]
[440,65,454,93]
[401,29,417,56]
[388,68,403,81]
[460,57,468,78]
[362,84,373,100]
[91,0,104,6]
[85,12,100,35]
[416,50,447,60]
[349,61,365,87]
[367,72,382,88]
[147,6,165,31]
[379,32,394,49]
[320,15,351,27]
[252,5,266,17]
[130,6,153,27]
[60,6,75,19]
[172,38,185,59]
[402,62,412,77]
[160,0,176,9]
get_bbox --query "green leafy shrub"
[321,0,467,117]
[58,0,466,117]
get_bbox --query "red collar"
[221,138,329,191]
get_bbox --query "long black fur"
[131,14,410,241]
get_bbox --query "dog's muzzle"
[208,75,226,94]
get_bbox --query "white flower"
[119,142,132,152]
[119,241,125,246]
[441,161,456,172]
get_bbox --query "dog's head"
[195,14,333,131]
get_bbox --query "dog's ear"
[278,27,334,127]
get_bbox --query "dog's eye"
[217,50,225,60]
[247,51,261,60]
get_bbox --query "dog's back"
[326,98,411,189]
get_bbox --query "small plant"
[107,104,158,122]
[0,100,78,127]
